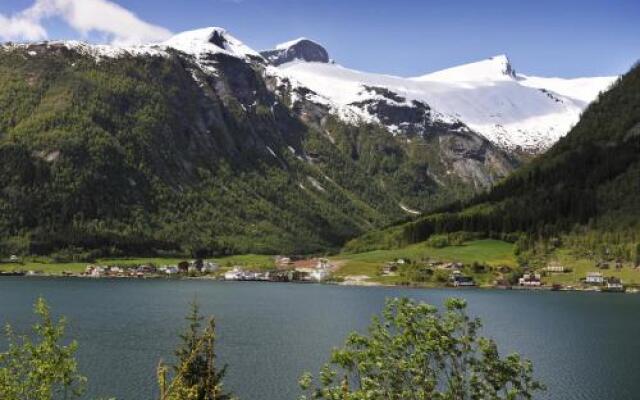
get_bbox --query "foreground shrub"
[299,297,544,400]
[0,298,86,400]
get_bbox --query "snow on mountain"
[2,27,262,65]
[413,54,517,82]
[4,28,616,154]
[162,27,261,60]
[271,53,616,152]
[516,74,617,104]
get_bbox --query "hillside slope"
[0,28,515,257]
[346,62,640,254]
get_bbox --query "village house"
[604,277,625,292]
[518,273,542,287]
[310,268,330,281]
[109,266,123,274]
[224,267,244,281]
[440,262,463,270]
[585,272,605,285]
[451,272,476,287]
[137,264,156,274]
[162,265,179,275]
[275,256,293,267]
[85,265,106,278]
[201,262,219,273]
[544,262,566,273]
[381,263,399,275]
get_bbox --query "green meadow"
[332,239,517,285]
[0,254,275,275]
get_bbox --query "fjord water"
[0,278,638,400]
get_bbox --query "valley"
[0,2,638,399]
[0,26,637,295]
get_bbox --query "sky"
[0,0,638,78]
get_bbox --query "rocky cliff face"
[260,38,330,66]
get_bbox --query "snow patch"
[266,146,277,158]
[307,176,326,192]
[399,203,421,215]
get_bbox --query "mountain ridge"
[0,27,623,257]
[0,27,516,256]
[4,27,615,153]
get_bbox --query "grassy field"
[331,239,517,285]
[542,249,640,286]
[0,254,276,275]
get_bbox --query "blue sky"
[1,0,638,77]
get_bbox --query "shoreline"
[2,273,636,294]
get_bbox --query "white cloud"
[0,0,172,45]
[0,14,47,41]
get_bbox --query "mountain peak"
[162,27,261,60]
[414,54,517,82]
[261,38,329,66]
[275,37,311,50]
[488,54,516,78]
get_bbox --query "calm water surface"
[0,278,638,399]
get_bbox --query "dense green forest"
[346,62,640,262]
[0,44,503,257]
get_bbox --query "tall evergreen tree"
[158,302,232,400]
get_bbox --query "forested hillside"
[346,62,640,262]
[0,37,514,258]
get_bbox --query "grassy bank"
[0,254,275,275]
[331,239,517,286]
[541,249,640,286]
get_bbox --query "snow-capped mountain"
[265,42,616,153]
[3,27,261,63]
[6,27,616,154]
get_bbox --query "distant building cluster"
[84,260,219,278]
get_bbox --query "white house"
[310,268,330,282]
[585,272,604,284]
[201,262,219,273]
[164,266,179,275]
[224,267,243,281]
[519,273,542,287]
[88,266,105,278]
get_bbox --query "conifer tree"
[158,302,233,400]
